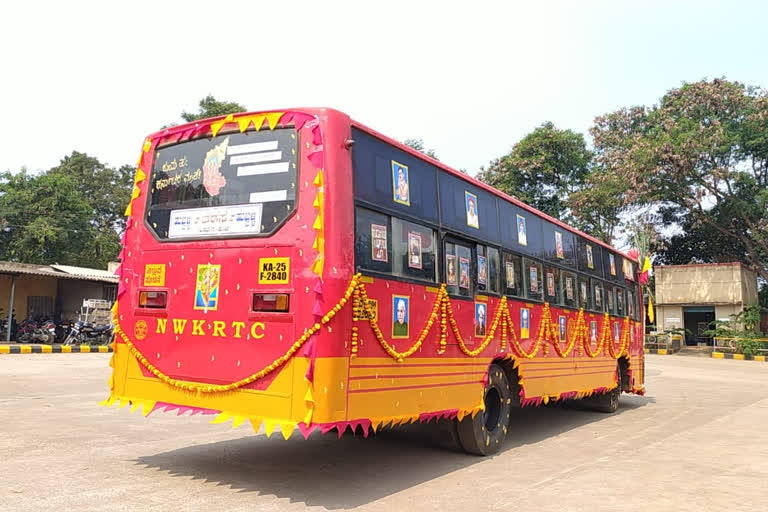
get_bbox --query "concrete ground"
[1,354,767,512]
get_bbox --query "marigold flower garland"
[111,273,634,393]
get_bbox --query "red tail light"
[139,291,167,308]
[252,293,290,312]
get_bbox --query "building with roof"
[654,262,759,346]
[0,261,119,341]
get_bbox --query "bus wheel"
[591,367,621,413]
[456,363,511,456]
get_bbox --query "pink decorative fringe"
[307,151,323,168]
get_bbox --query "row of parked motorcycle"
[0,309,113,345]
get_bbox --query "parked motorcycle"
[17,318,55,344]
[63,321,113,346]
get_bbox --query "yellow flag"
[648,295,654,324]
[641,256,652,274]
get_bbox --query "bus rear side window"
[355,207,392,274]
[392,218,436,282]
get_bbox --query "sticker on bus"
[258,257,290,284]
[143,264,166,287]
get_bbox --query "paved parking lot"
[1,353,767,511]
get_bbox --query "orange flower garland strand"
[110,273,635,394]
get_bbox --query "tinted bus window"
[616,287,625,317]
[355,207,392,274]
[503,252,523,298]
[499,201,543,257]
[523,258,543,301]
[577,239,603,276]
[592,279,605,313]
[351,129,438,224]
[606,284,615,315]
[446,241,472,298]
[561,271,577,309]
[544,266,561,305]
[392,218,436,282]
[487,247,500,294]
[543,222,576,268]
[577,276,590,310]
[602,248,624,283]
[438,173,499,242]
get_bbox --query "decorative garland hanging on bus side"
[108,272,633,395]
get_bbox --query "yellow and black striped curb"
[712,351,767,362]
[644,348,680,355]
[0,344,112,354]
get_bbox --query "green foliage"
[0,152,132,269]
[591,78,768,281]
[0,170,94,264]
[701,303,765,356]
[180,95,247,123]
[477,122,606,237]
[403,138,439,161]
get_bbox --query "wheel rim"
[483,387,502,432]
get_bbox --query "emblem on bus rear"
[194,264,221,311]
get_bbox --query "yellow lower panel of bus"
[346,357,487,421]
[108,343,351,425]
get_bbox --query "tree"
[591,78,768,281]
[0,170,95,264]
[49,152,133,268]
[477,122,592,227]
[180,95,247,123]
[403,138,439,160]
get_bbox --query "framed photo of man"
[446,254,457,285]
[465,191,479,228]
[392,160,410,206]
[555,231,564,259]
[516,214,527,246]
[475,302,487,337]
[407,232,422,269]
[477,255,487,285]
[392,295,410,339]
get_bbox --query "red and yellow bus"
[105,108,644,455]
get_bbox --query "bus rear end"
[106,109,355,436]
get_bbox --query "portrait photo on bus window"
[559,316,566,342]
[565,276,574,300]
[465,191,479,228]
[614,321,620,342]
[407,232,422,269]
[586,244,594,269]
[580,281,588,304]
[475,302,487,336]
[446,254,457,285]
[609,253,616,276]
[371,223,388,262]
[392,295,410,339]
[459,257,470,289]
[555,231,564,259]
[477,255,487,285]
[516,214,527,246]
[529,266,538,293]
[505,261,515,289]
[590,320,597,341]
[547,272,555,296]
[391,160,410,206]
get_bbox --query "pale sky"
[2,0,766,176]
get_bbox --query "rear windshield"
[146,128,298,240]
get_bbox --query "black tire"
[456,363,512,456]
[591,366,621,413]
